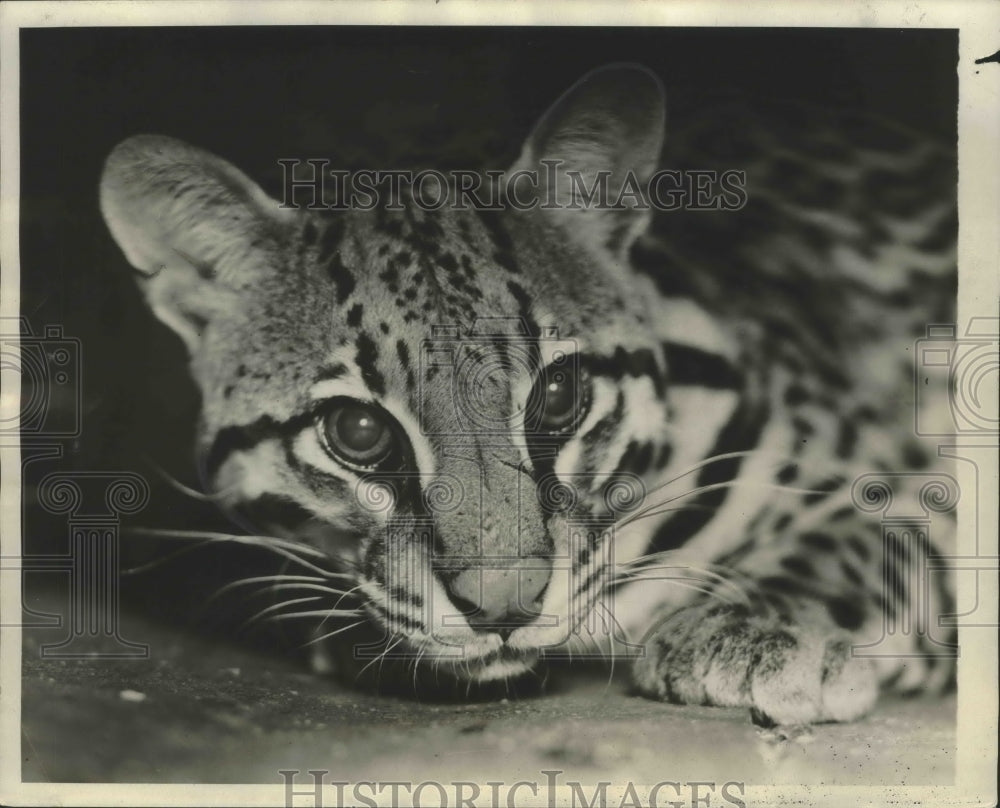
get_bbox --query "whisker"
[615,576,729,603]
[616,478,841,531]
[641,448,853,504]
[299,620,366,648]
[139,454,236,503]
[126,527,348,577]
[618,553,763,597]
[615,557,757,601]
[206,574,328,603]
[239,596,326,630]
[126,527,333,559]
[355,635,405,683]
[262,609,363,622]
[636,450,763,499]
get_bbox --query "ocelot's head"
[101,65,673,683]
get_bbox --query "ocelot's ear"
[100,135,293,352]
[509,64,665,257]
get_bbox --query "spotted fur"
[100,65,956,723]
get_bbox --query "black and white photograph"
[1,2,997,806]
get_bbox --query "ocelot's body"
[100,65,956,724]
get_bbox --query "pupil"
[545,372,575,417]
[337,407,383,451]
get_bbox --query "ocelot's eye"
[529,361,592,436]
[318,401,397,471]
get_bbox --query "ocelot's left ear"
[100,135,294,353]
[509,64,665,257]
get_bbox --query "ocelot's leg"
[631,502,955,725]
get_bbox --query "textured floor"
[18,588,956,788]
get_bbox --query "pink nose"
[447,558,552,636]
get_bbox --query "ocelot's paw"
[632,602,878,725]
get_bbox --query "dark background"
[17,26,958,635]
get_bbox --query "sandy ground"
[17,584,957,790]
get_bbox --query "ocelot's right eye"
[317,401,398,471]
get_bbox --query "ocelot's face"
[100,66,670,682]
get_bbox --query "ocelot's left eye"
[318,400,398,471]
[529,361,592,436]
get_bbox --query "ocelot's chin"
[459,647,541,683]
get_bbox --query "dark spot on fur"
[346,303,364,328]
[777,463,798,484]
[780,556,815,578]
[902,441,930,469]
[662,342,743,390]
[327,253,356,304]
[784,384,810,406]
[800,531,836,552]
[836,419,858,459]
[803,475,844,505]
[758,575,808,596]
[317,363,348,381]
[791,416,815,438]
[617,440,654,476]
[379,265,399,286]
[846,535,872,562]
[355,333,385,396]
[827,597,865,630]
[840,560,865,586]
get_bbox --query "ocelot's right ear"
[100,135,293,353]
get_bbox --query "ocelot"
[99,64,956,724]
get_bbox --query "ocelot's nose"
[446,558,552,639]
